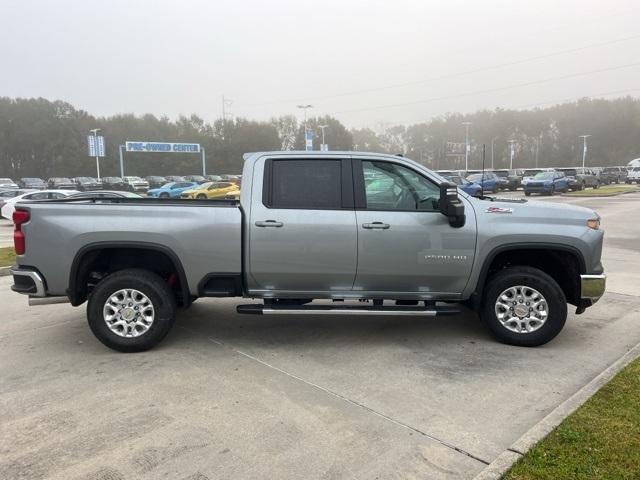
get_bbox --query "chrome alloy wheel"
[494,285,549,334]
[103,289,155,338]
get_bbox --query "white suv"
[628,167,640,184]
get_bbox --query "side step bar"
[236,304,460,316]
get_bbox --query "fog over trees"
[1,95,639,178]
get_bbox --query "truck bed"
[16,198,243,298]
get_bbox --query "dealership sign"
[125,141,201,153]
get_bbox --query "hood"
[473,197,597,227]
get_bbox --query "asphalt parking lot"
[1,193,639,479]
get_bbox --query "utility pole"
[89,128,101,179]
[462,122,472,171]
[490,136,498,170]
[318,124,328,151]
[579,134,592,168]
[508,140,517,170]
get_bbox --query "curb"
[0,266,12,277]
[473,341,640,480]
[561,188,640,198]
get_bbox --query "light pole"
[297,104,313,150]
[490,136,498,169]
[462,122,472,171]
[318,124,328,151]
[508,140,517,170]
[579,134,592,168]
[89,128,101,179]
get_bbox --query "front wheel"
[196,194,207,199]
[481,266,567,347]
[524,191,531,196]
[87,269,176,352]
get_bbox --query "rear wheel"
[524,191,531,196]
[196,194,207,199]
[481,266,567,347]
[159,192,170,198]
[87,269,176,352]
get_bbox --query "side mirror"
[439,181,466,228]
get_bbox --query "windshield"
[0,178,14,183]
[125,176,142,181]
[533,172,554,179]
[559,169,576,176]
[523,170,541,177]
[467,174,489,182]
[493,171,508,177]
[77,177,93,182]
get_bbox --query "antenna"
[481,144,487,197]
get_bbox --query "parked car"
[627,166,640,184]
[441,174,482,197]
[101,177,128,190]
[69,190,143,199]
[0,178,19,189]
[466,172,499,193]
[72,177,103,191]
[147,181,199,198]
[145,176,167,189]
[180,181,239,199]
[204,174,223,182]
[47,177,77,189]
[0,189,38,213]
[18,178,47,189]
[165,175,186,182]
[491,170,522,191]
[184,175,207,184]
[9,151,606,352]
[602,166,628,184]
[556,168,600,190]
[122,176,149,193]
[1,189,78,219]
[590,167,609,185]
[522,171,569,196]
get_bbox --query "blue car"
[466,173,499,193]
[522,171,569,196]
[147,181,199,198]
[444,175,483,197]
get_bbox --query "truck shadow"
[170,299,492,350]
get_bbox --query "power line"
[329,61,640,116]
[248,34,640,108]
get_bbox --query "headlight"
[587,216,600,230]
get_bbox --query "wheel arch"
[470,242,586,309]
[68,241,191,307]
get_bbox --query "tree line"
[1,96,639,179]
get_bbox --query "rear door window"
[264,159,346,209]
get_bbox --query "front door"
[248,157,358,294]
[353,159,476,296]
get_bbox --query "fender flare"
[68,241,191,307]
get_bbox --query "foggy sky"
[2,0,639,128]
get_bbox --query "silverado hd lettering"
[10,151,606,352]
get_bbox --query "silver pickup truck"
[10,151,606,352]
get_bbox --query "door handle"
[255,220,283,228]
[363,222,390,230]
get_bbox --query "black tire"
[481,266,567,347]
[524,191,531,196]
[159,192,170,198]
[594,182,600,189]
[196,194,207,200]
[87,269,176,352]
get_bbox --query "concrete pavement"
[1,194,639,479]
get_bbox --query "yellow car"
[180,181,239,199]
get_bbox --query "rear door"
[248,156,357,294]
[352,158,476,295]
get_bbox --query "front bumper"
[581,274,606,303]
